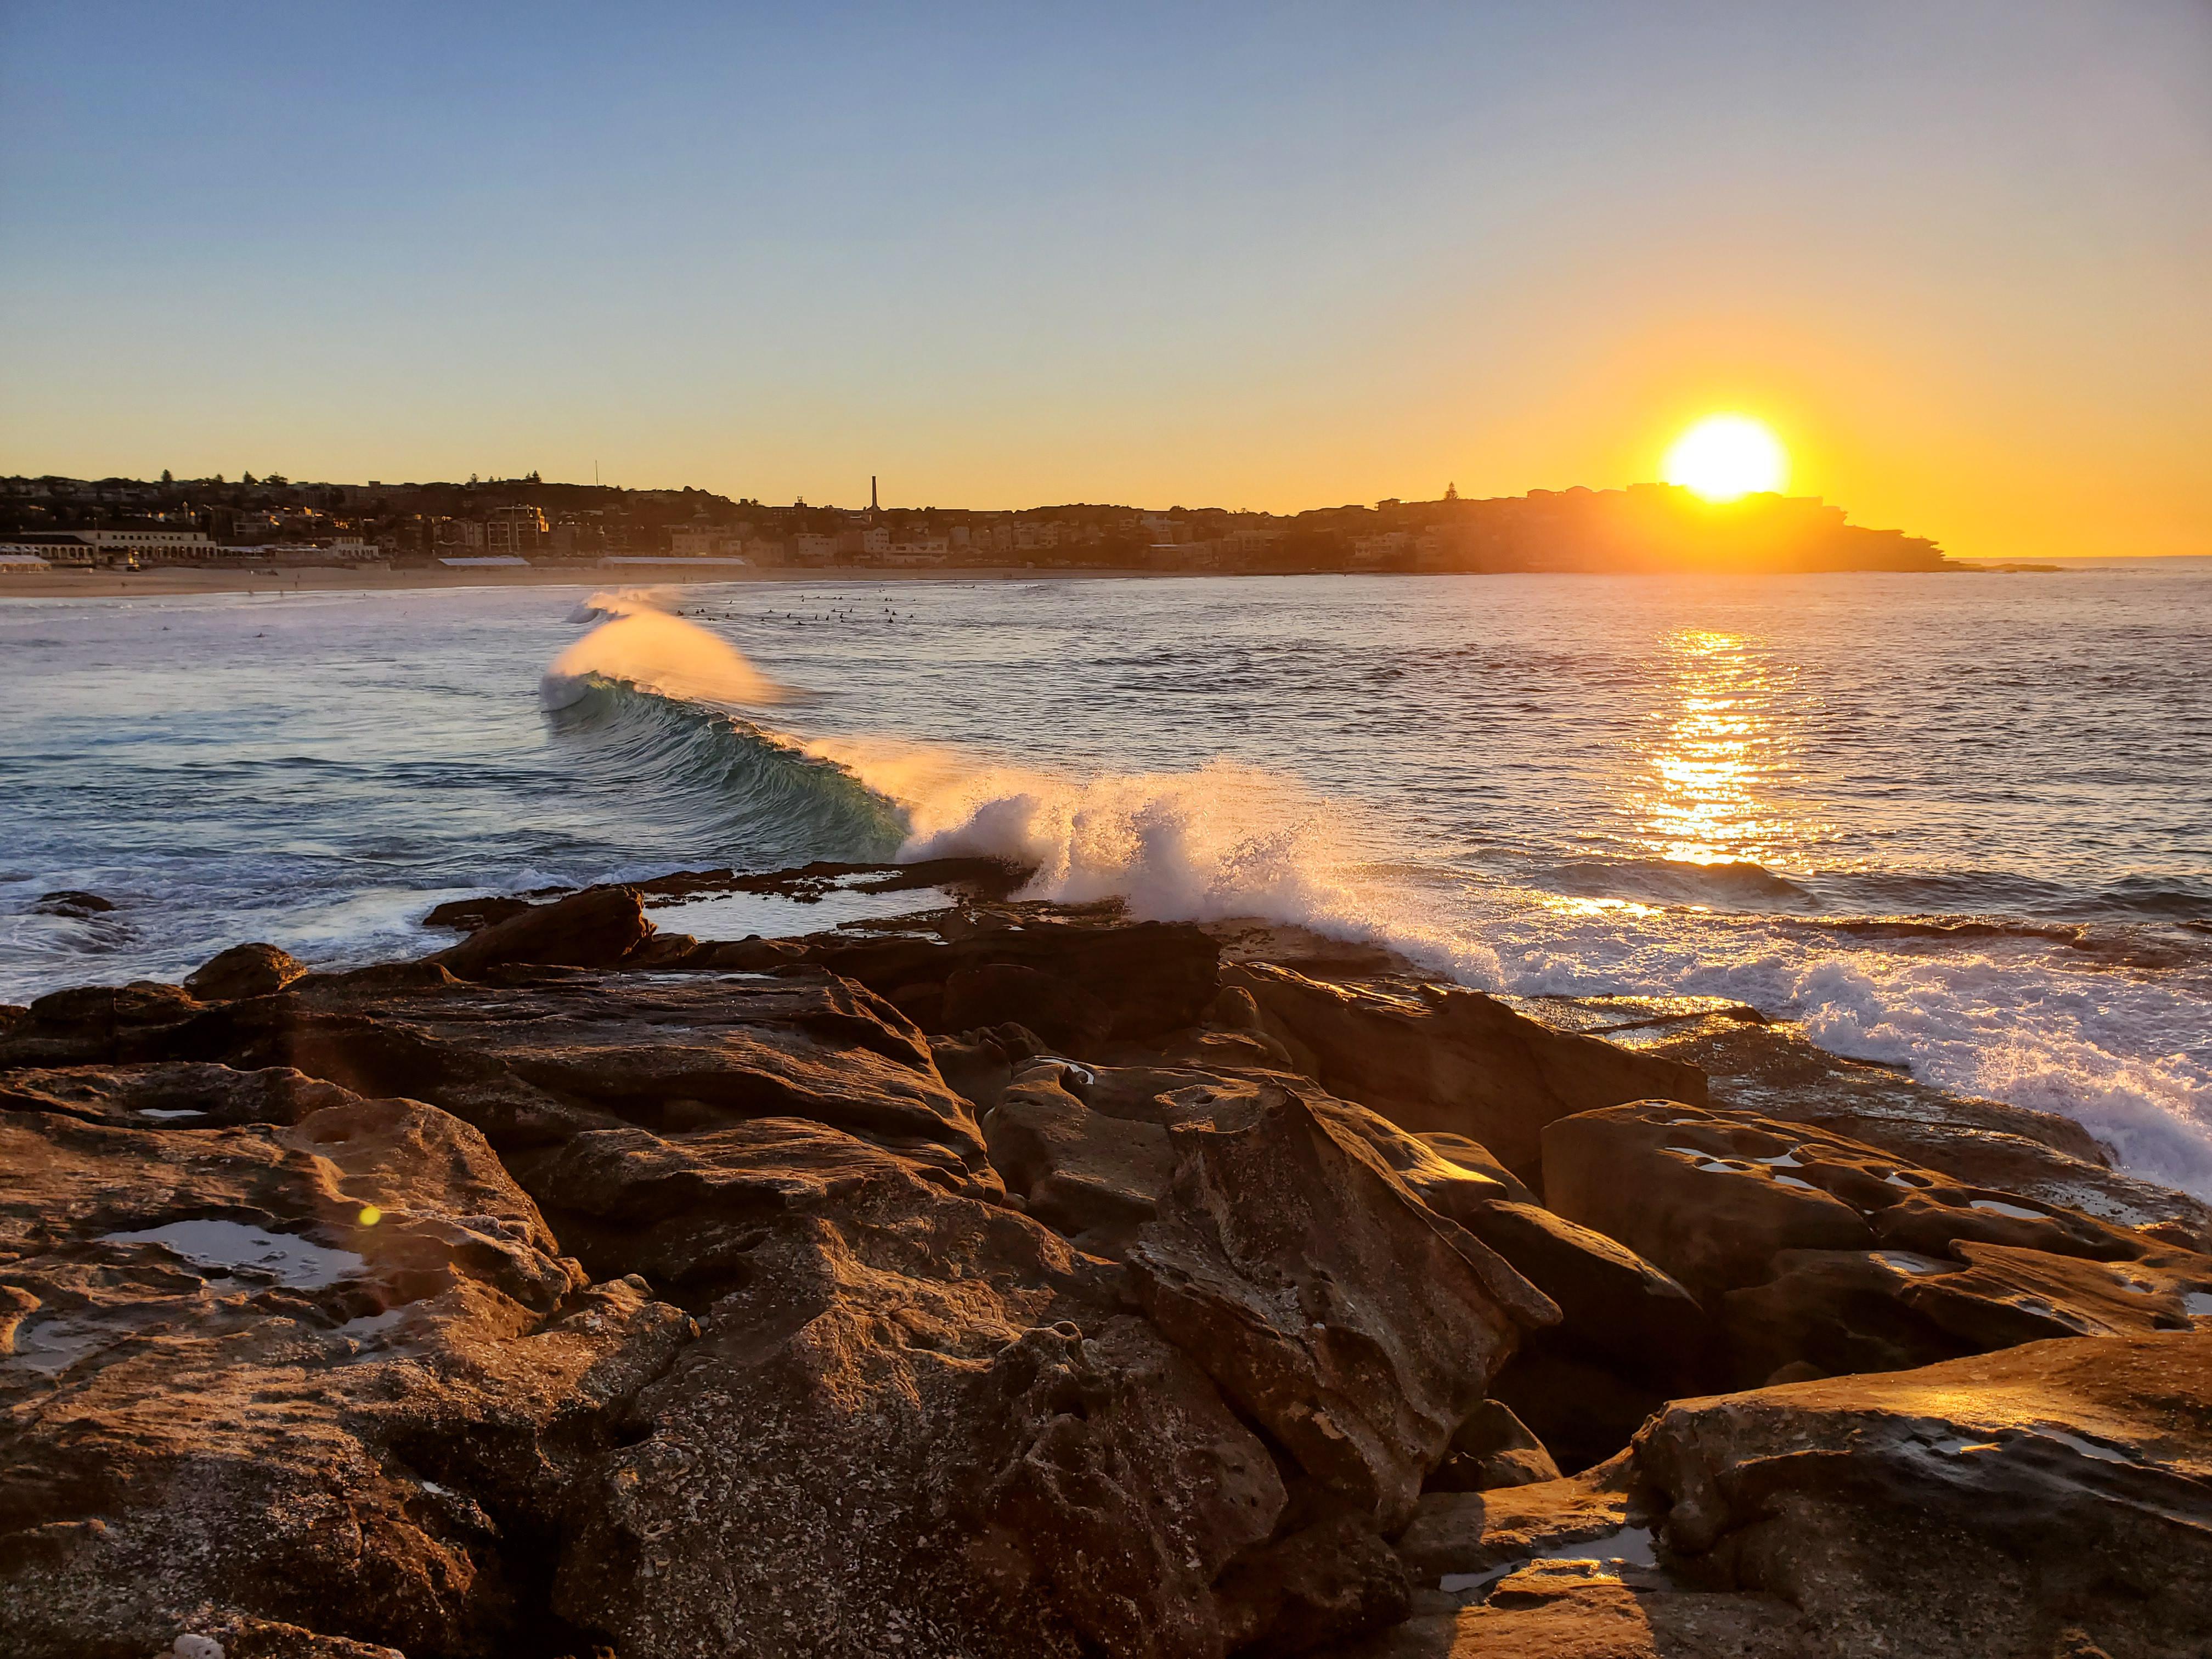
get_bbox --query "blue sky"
[2,1,2207,556]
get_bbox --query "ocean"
[4,567,2208,1194]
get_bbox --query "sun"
[1662,414,1788,501]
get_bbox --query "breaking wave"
[544,591,791,708]
[539,597,2212,1198]
[545,682,906,867]
[540,600,1488,972]
[551,675,1444,961]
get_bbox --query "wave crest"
[543,600,789,709]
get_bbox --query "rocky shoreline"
[4,863,2208,1659]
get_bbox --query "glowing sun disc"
[1663,415,1787,501]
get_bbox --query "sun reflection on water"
[1630,629,1808,867]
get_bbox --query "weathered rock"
[1412,1133,1536,1207]
[526,1114,1001,1293]
[792,913,1226,1044]
[1723,1238,2212,1386]
[421,893,536,933]
[0,1073,694,1659]
[1436,1188,1714,1469]
[1633,1332,2212,1659]
[980,1057,1546,1269]
[1226,964,1707,1182]
[0,1062,354,1130]
[1396,1454,1645,1581]
[1634,1009,2104,1159]
[1129,1088,1556,1532]
[1159,1022,1306,1075]
[1542,1101,2167,1307]
[930,1022,1049,1116]
[0,979,206,1069]
[183,943,308,1003]
[432,885,655,977]
[944,962,1115,1054]
[1454,1200,1714,1397]
[550,1175,1288,1659]
[66,966,988,1166]
[1429,1400,1561,1493]
[19,886,2211,1658]
[983,1067,1176,1256]
[1352,1458,1820,1657]
[0,1079,580,1319]
[1068,1060,1534,1216]
[1808,1113,2212,1248]
[1542,1103,1877,1300]
[1323,1114,1537,1222]
[32,889,114,917]
[1325,1568,1820,1658]
[1217,1515,1414,1655]
[1718,1248,1973,1384]
[623,854,1028,906]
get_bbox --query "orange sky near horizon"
[2,4,2206,562]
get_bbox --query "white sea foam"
[799,731,1514,981]
[773,720,2212,1200]
[1440,894,2212,1198]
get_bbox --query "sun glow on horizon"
[1662,414,1788,502]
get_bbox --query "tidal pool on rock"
[100,1218,367,1290]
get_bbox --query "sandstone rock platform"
[4,871,2207,1658]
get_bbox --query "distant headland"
[0,472,1953,578]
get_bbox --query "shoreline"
[9,558,2190,602]
[0,562,1196,601]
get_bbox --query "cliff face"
[3,874,2206,1659]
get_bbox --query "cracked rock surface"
[5,874,2210,1658]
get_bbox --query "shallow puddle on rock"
[103,1219,367,1289]
[1437,1525,1658,1598]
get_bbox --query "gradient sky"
[3,2,2207,558]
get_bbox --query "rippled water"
[4,568,2208,1189]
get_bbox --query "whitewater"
[4,568,2209,1195]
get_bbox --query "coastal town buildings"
[483,505,547,556]
[0,473,1955,575]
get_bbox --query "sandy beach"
[0,562,1187,601]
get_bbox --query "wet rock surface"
[3,865,2208,1657]
[1221,964,1706,1185]
[1633,1331,2212,1659]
